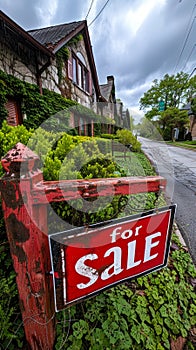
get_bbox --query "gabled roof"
[100,82,114,101]
[0,10,53,58]
[181,102,194,116]
[29,20,105,101]
[0,10,106,102]
[100,76,115,102]
[29,21,84,52]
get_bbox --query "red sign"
[49,205,176,311]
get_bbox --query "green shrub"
[0,203,24,349]
[95,137,111,154]
[100,133,118,139]
[116,129,141,152]
[0,121,32,157]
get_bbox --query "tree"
[137,117,162,140]
[139,72,195,118]
[158,107,189,141]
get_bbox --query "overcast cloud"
[0,0,195,120]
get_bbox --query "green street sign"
[159,100,165,111]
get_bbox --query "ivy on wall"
[0,69,115,133]
[56,34,83,84]
[0,69,77,129]
[56,47,70,84]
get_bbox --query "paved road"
[138,137,196,263]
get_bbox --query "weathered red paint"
[0,143,167,348]
[32,176,166,204]
[0,143,56,350]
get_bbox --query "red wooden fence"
[0,143,166,349]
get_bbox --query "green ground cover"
[166,141,196,150]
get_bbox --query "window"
[78,63,82,88]
[73,57,77,83]
[71,52,91,94]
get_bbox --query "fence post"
[0,143,56,350]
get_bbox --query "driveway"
[138,137,196,264]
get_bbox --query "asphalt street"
[138,137,196,264]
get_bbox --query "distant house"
[0,10,123,134]
[181,100,196,140]
[99,76,123,132]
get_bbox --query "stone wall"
[0,42,37,84]
[41,62,61,94]
[0,37,97,114]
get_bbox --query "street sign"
[159,100,165,111]
[49,205,176,311]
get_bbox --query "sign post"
[0,143,56,350]
[159,100,165,112]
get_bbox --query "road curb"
[173,222,186,247]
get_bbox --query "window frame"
[72,52,90,94]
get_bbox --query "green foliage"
[139,72,193,114]
[159,107,189,141]
[100,133,118,139]
[56,46,70,83]
[137,117,162,140]
[47,135,127,228]
[95,138,111,154]
[0,204,24,349]
[0,120,33,160]
[55,242,196,349]
[181,140,196,145]
[0,69,77,130]
[0,273,24,349]
[116,129,141,152]
[67,34,83,47]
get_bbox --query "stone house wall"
[0,42,37,85]
[41,36,96,112]
[0,37,96,113]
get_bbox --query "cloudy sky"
[0,0,195,120]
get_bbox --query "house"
[98,75,123,133]
[0,10,122,134]
[28,21,105,109]
[0,10,53,125]
[181,99,196,140]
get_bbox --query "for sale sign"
[49,205,176,311]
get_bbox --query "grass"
[166,140,196,150]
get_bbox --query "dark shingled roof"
[0,10,53,58]
[28,19,104,101]
[28,21,84,50]
[99,81,113,101]
[181,102,194,116]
